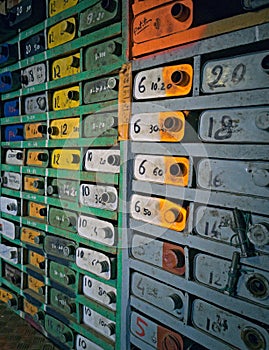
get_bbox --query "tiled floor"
[0,302,60,350]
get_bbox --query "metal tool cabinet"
[0,0,128,349]
[0,1,269,350]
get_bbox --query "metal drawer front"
[197,159,269,197]
[5,149,24,165]
[0,219,16,240]
[0,196,19,216]
[52,86,80,111]
[0,244,20,264]
[199,107,269,143]
[192,299,268,349]
[84,76,119,104]
[3,99,19,117]
[44,236,77,262]
[134,65,193,99]
[4,124,24,141]
[21,32,45,59]
[28,201,47,221]
[0,71,21,93]
[82,275,117,310]
[49,261,76,290]
[82,306,116,341]
[28,250,45,270]
[48,17,76,49]
[51,149,80,170]
[2,171,21,190]
[48,207,77,233]
[51,53,80,80]
[83,112,117,138]
[49,0,78,17]
[202,50,269,93]
[21,63,46,88]
[134,155,190,186]
[45,314,74,347]
[76,334,103,350]
[132,0,193,44]
[79,0,120,33]
[132,234,186,276]
[84,149,120,173]
[132,272,186,319]
[47,178,78,201]
[78,214,115,246]
[20,227,44,246]
[130,311,183,349]
[26,149,49,167]
[76,247,116,280]
[49,117,79,139]
[24,175,45,194]
[130,194,187,232]
[130,111,186,142]
[24,93,48,114]
[79,184,118,211]
[24,122,47,140]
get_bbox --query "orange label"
[157,325,184,350]
[132,1,193,43]
[118,62,132,140]
[24,123,46,140]
[24,176,44,193]
[164,157,190,186]
[26,150,49,167]
[28,202,47,220]
[28,276,45,294]
[29,251,45,269]
[21,227,41,245]
[159,198,187,232]
[162,242,185,276]
[163,64,193,97]
[23,299,38,316]
[159,111,185,142]
[0,288,13,303]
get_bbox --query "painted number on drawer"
[48,17,76,49]
[82,306,115,341]
[202,50,269,93]
[84,149,120,173]
[52,53,80,80]
[24,94,47,114]
[131,311,183,349]
[83,275,116,310]
[76,334,103,350]
[5,149,24,165]
[48,117,79,139]
[53,86,79,111]
[134,155,190,186]
[130,111,186,142]
[130,194,187,231]
[21,63,46,87]
[132,234,186,275]
[78,214,115,246]
[197,159,269,197]
[51,149,80,170]
[134,65,193,99]
[132,272,185,318]
[199,107,269,143]
[132,1,193,43]
[84,76,118,104]
[192,299,268,350]
[76,247,115,280]
[79,184,118,211]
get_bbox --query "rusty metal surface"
[0,302,59,350]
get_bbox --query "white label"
[0,219,16,240]
[202,50,269,93]
[76,334,103,350]
[76,247,114,280]
[25,94,47,114]
[83,275,116,311]
[84,149,120,173]
[2,172,21,190]
[134,155,166,183]
[132,234,163,268]
[0,197,19,216]
[131,272,185,318]
[21,63,46,87]
[82,306,116,341]
[5,150,24,165]
[78,214,115,246]
[130,113,166,142]
[192,299,269,349]
[197,159,269,197]
[0,244,19,264]
[79,184,118,211]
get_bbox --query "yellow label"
[51,149,80,170]
[21,227,41,245]
[24,123,46,140]
[24,176,43,193]
[159,111,186,142]
[49,117,80,139]
[52,53,80,80]
[29,251,45,268]
[49,0,78,17]
[28,202,46,220]
[48,17,76,49]
[164,157,190,186]
[52,86,80,111]
[0,288,13,303]
[23,299,38,316]
[26,150,48,167]
[28,276,45,294]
